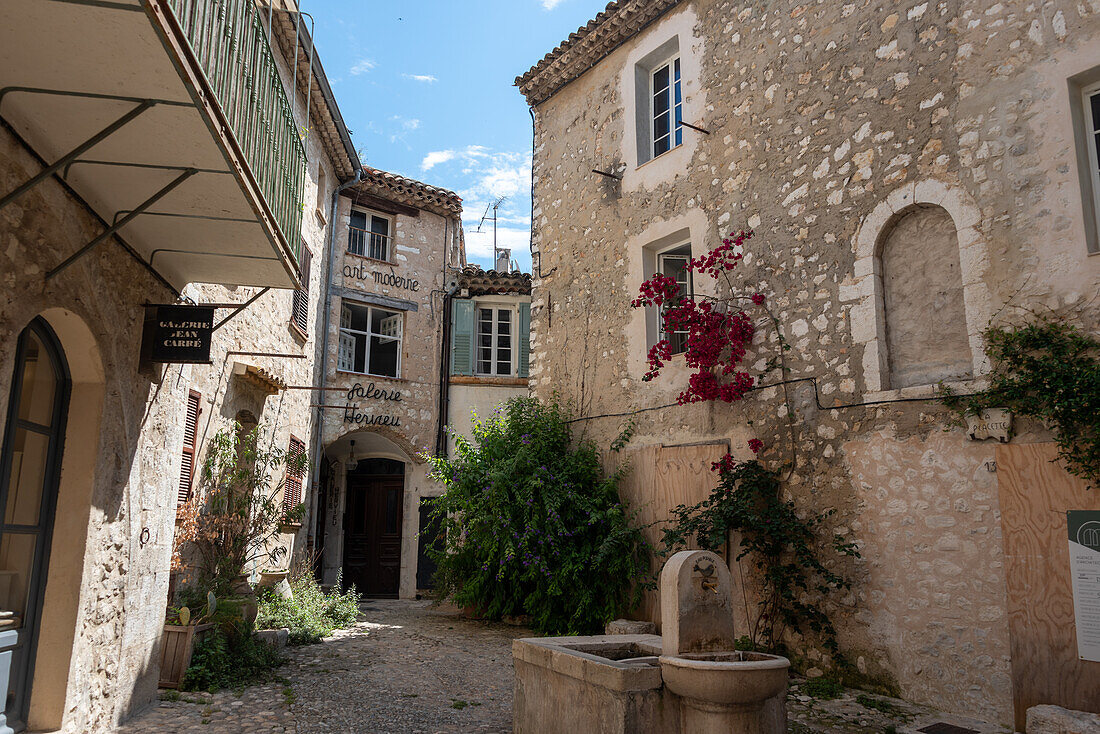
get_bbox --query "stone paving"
[121,599,1011,733]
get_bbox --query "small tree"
[424,398,650,634]
[173,422,308,596]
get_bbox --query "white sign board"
[1068,510,1100,662]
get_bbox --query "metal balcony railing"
[166,0,306,264]
[348,226,393,262]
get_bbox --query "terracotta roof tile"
[457,265,532,296]
[355,166,463,217]
[516,0,682,106]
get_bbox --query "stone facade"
[0,8,357,731]
[316,171,463,600]
[520,0,1100,726]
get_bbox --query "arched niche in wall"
[843,180,994,397]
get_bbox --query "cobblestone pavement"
[120,599,525,734]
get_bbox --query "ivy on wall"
[943,318,1100,488]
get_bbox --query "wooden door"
[997,442,1100,730]
[342,476,403,597]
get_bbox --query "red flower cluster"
[747,438,764,454]
[711,452,737,474]
[751,292,767,305]
[686,229,753,278]
[632,230,759,404]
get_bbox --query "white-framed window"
[651,55,683,159]
[1084,81,1100,252]
[338,301,403,377]
[349,209,392,261]
[476,306,515,376]
[657,245,692,355]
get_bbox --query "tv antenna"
[476,195,507,268]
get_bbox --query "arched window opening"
[879,205,973,389]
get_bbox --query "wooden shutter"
[450,299,475,376]
[283,435,306,515]
[518,302,531,378]
[291,246,311,334]
[178,391,201,505]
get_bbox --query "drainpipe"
[435,216,459,458]
[307,167,362,554]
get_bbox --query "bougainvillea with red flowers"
[631,229,761,404]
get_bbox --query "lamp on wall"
[346,439,358,472]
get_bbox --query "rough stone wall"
[526,0,1100,725]
[0,126,183,731]
[319,194,460,597]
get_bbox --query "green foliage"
[855,693,912,721]
[424,398,651,634]
[802,676,845,700]
[942,318,1100,488]
[182,625,284,692]
[661,459,858,653]
[256,572,362,645]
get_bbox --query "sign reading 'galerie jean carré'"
[143,305,214,364]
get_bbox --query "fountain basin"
[659,650,790,706]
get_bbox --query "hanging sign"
[142,305,214,364]
[1068,510,1100,662]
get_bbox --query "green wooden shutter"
[518,302,531,378]
[451,299,475,376]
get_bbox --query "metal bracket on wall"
[211,288,270,333]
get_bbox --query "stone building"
[313,167,465,600]
[518,0,1100,727]
[445,265,533,454]
[0,2,356,731]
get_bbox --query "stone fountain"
[512,550,789,734]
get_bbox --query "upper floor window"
[477,307,514,376]
[658,245,692,355]
[349,209,392,261]
[290,245,311,337]
[1083,82,1100,253]
[338,302,402,378]
[651,56,682,159]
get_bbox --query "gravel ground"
[120,599,525,734]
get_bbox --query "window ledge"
[288,321,308,343]
[450,375,528,386]
[335,369,408,383]
[314,207,327,226]
[635,141,685,171]
[345,252,397,267]
[862,376,988,405]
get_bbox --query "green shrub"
[256,573,361,645]
[802,676,845,700]
[182,625,283,692]
[424,397,650,635]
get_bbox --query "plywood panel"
[997,442,1100,730]
[617,442,729,625]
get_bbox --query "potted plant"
[159,592,216,689]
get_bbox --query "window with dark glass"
[348,210,391,261]
[338,302,402,378]
[652,57,682,158]
[658,246,692,355]
[1085,83,1100,253]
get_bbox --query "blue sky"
[303,0,610,272]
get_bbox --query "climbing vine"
[943,318,1100,488]
[661,454,859,654]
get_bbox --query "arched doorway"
[0,318,71,731]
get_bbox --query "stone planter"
[158,623,214,689]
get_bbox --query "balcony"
[0,0,309,289]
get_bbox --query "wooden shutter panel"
[178,391,201,505]
[518,302,531,378]
[450,299,475,376]
[292,247,311,334]
[282,436,305,514]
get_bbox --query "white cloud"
[421,150,457,171]
[541,0,566,9]
[464,226,531,260]
[403,74,438,83]
[350,59,376,75]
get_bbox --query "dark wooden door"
[343,476,403,597]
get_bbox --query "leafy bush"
[256,573,361,645]
[182,625,283,692]
[802,676,845,700]
[424,397,650,634]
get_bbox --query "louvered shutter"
[178,391,201,505]
[450,299,474,376]
[282,436,306,515]
[518,302,531,378]
[291,246,311,334]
